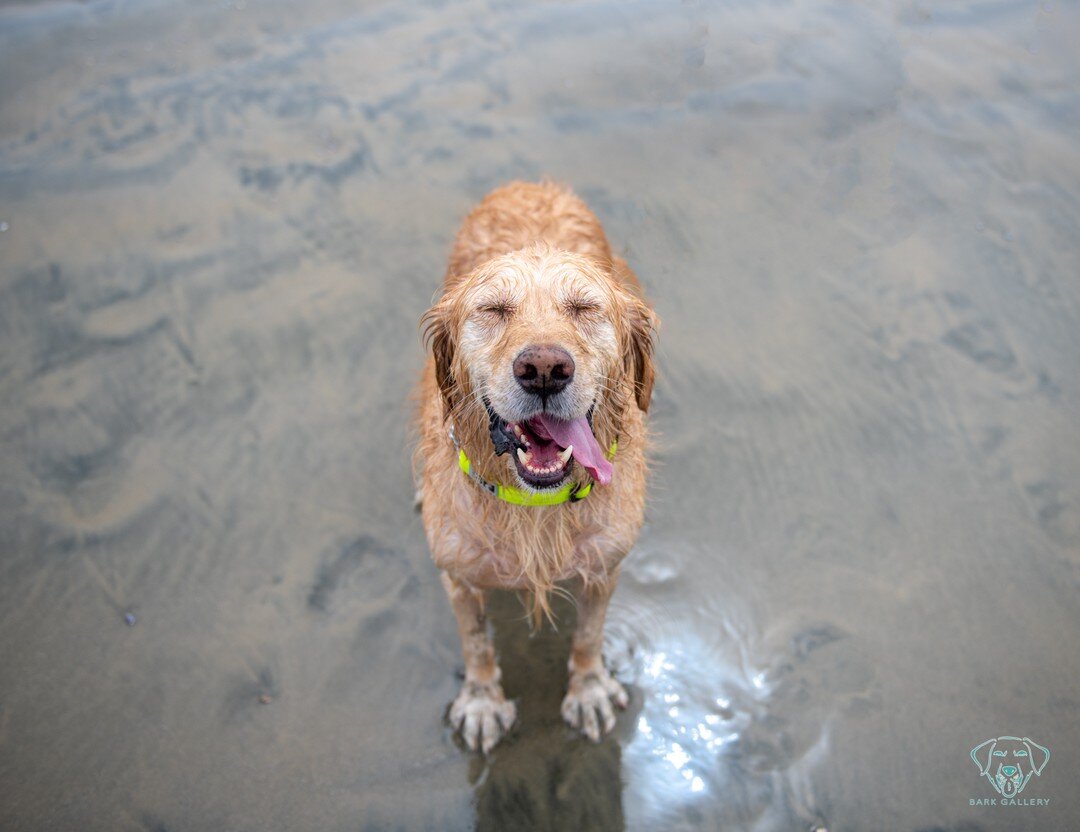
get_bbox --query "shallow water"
[1,1,1078,830]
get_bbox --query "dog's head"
[423,243,656,492]
[970,737,1050,798]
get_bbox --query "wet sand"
[1,1,1078,830]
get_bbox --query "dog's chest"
[433,502,619,590]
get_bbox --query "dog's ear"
[623,293,658,412]
[421,296,458,418]
[1023,738,1050,776]
[971,739,996,775]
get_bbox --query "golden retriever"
[415,181,657,753]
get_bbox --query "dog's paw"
[561,668,628,742]
[449,680,516,754]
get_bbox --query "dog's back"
[446,181,614,285]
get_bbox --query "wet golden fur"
[415,181,657,624]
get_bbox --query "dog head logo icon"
[970,737,1050,798]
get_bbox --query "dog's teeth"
[517,445,572,478]
[513,424,523,437]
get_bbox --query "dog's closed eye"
[477,300,516,320]
[562,294,603,319]
[567,301,601,316]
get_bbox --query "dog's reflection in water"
[461,588,636,832]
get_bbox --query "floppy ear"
[421,297,458,418]
[623,294,658,412]
[1023,738,1050,776]
[971,739,996,775]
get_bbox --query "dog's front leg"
[441,572,516,754]
[561,578,629,742]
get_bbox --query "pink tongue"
[535,414,613,485]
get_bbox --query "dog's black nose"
[513,345,575,396]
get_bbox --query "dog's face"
[424,245,655,491]
[970,737,1050,798]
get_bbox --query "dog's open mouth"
[486,401,614,489]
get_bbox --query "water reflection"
[464,580,818,830]
[600,544,867,829]
[472,590,625,832]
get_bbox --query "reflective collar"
[449,425,616,506]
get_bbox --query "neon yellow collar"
[455,438,617,506]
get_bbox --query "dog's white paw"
[561,668,628,742]
[449,681,516,754]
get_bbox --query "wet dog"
[415,181,657,752]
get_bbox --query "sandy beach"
[1,1,1078,829]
